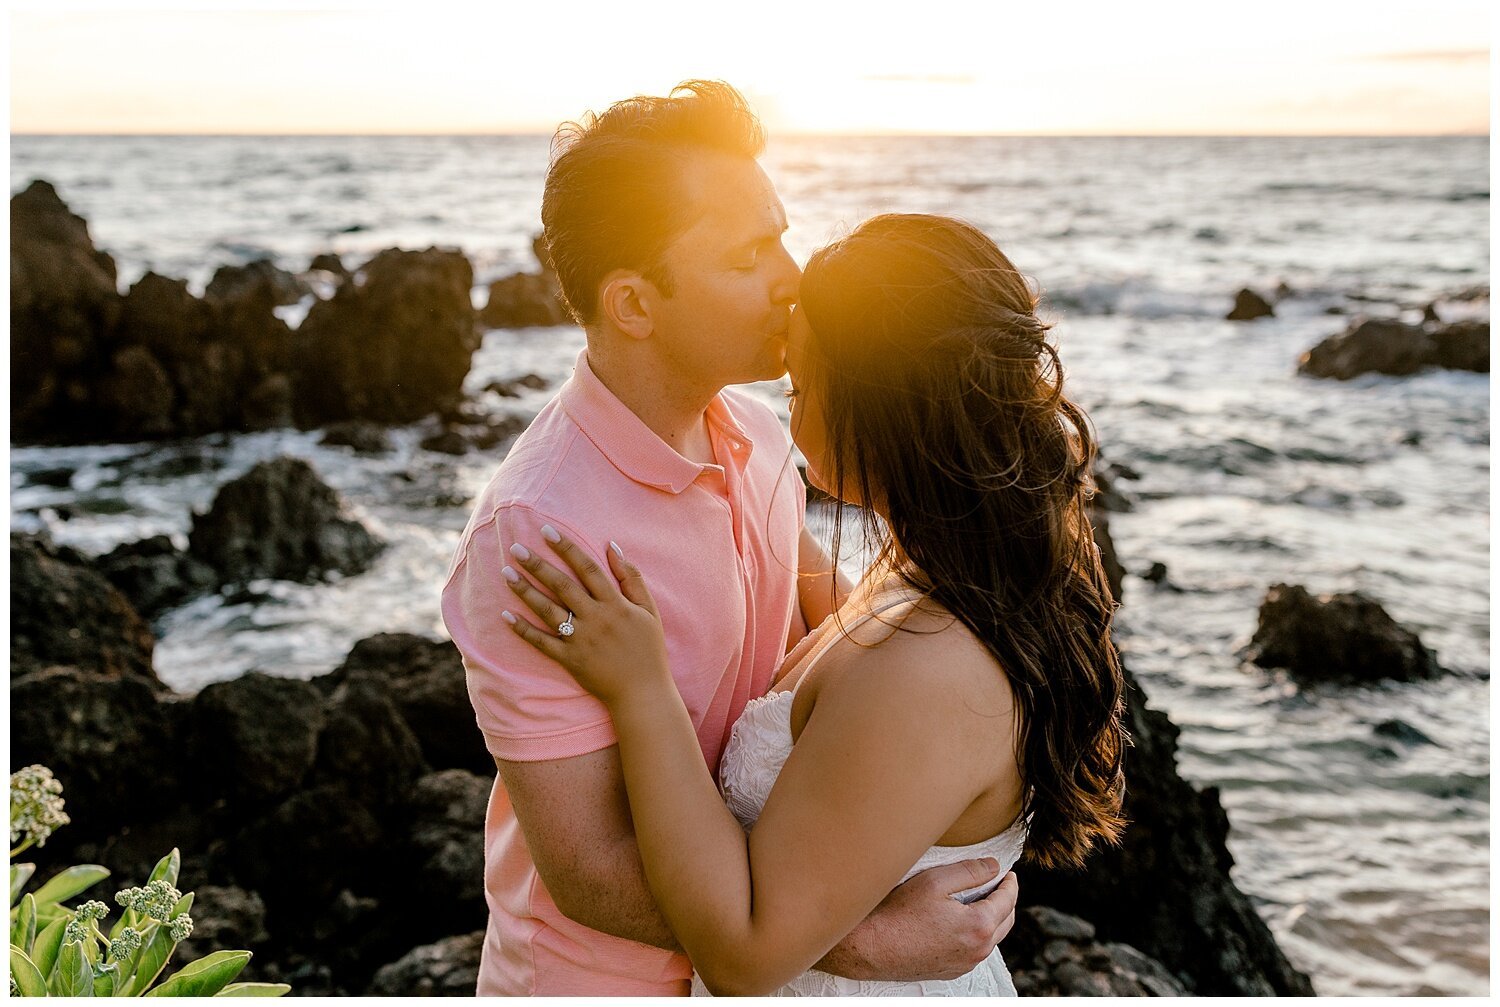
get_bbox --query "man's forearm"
[552,837,882,975]
[551,836,682,952]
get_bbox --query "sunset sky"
[8,1,1492,136]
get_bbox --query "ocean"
[9,133,1489,995]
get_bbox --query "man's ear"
[599,271,657,341]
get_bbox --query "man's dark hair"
[540,80,766,326]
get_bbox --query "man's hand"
[814,860,1019,982]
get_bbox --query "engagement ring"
[558,612,575,638]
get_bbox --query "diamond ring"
[557,612,575,638]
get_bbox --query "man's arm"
[498,748,1019,978]
[797,524,854,630]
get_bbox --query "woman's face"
[786,305,838,500]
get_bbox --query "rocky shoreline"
[12,476,1329,995]
[15,175,1481,996]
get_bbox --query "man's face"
[648,151,801,388]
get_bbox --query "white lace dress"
[690,590,1025,997]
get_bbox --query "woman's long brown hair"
[798,214,1126,869]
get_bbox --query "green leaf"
[92,960,119,998]
[108,906,138,942]
[144,951,251,998]
[214,982,291,997]
[30,916,66,977]
[10,946,49,996]
[30,865,109,912]
[48,939,92,997]
[13,892,38,954]
[146,850,180,890]
[12,863,36,907]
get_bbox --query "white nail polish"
[540,524,561,544]
[510,543,530,561]
[610,541,623,558]
[500,610,517,625]
[501,566,519,583]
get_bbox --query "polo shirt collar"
[560,349,754,494]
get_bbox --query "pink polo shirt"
[441,348,806,996]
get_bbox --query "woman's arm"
[501,532,1015,995]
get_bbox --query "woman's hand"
[501,526,671,708]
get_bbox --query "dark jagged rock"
[401,771,490,909]
[1226,288,1274,321]
[1002,905,1189,996]
[9,666,180,841]
[1088,508,1125,605]
[317,633,491,775]
[185,672,326,805]
[11,531,158,684]
[228,785,383,918]
[484,373,549,398]
[187,457,384,585]
[1373,718,1435,746]
[1423,302,1442,324]
[292,247,478,426]
[320,420,392,454]
[11,180,124,442]
[205,259,308,307]
[479,271,569,328]
[173,885,271,964]
[1142,561,1169,584]
[1016,666,1315,995]
[1428,319,1489,372]
[366,931,484,996]
[97,534,219,620]
[309,676,429,809]
[1299,316,1490,379]
[420,429,470,455]
[1246,583,1442,684]
[308,252,349,278]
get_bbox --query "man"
[441,80,1018,996]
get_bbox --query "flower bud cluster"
[115,879,182,922]
[9,764,70,848]
[168,915,194,942]
[109,926,144,960]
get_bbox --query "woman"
[499,214,1127,996]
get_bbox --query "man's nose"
[770,244,801,307]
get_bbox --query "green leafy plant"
[9,765,289,997]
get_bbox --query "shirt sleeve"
[440,502,617,762]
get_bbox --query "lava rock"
[9,666,180,841]
[484,373,549,397]
[316,634,491,774]
[11,531,159,684]
[96,534,219,620]
[205,259,308,307]
[1427,319,1489,372]
[401,770,490,909]
[366,931,484,996]
[1246,583,1442,684]
[187,457,384,585]
[1004,906,1188,996]
[319,420,392,454]
[10,180,124,443]
[1142,561,1169,584]
[479,270,569,328]
[1226,288,1274,321]
[229,786,383,916]
[420,429,470,456]
[1017,665,1315,995]
[185,672,326,806]
[308,253,349,277]
[292,247,479,426]
[1299,316,1490,379]
[172,885,271,963]
[309,676,429,809]
[1373,718,1435,746]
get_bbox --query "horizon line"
[11,129,1491,139]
